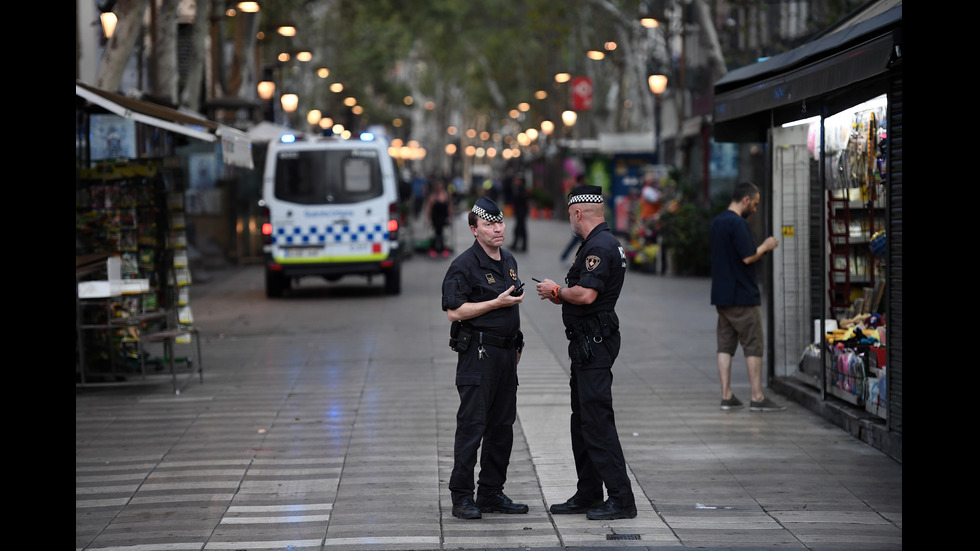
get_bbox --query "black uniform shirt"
[442,240,522,336]
[562,221,626,327]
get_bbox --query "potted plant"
[530,187,555,218]
[657,176,727,276]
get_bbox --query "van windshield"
[274,149,384,205]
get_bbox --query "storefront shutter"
[886,72,902,436]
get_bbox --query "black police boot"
[452,497,482,519]
[476,492,529,514]
[586,499,637,520]
[549,495,604,514]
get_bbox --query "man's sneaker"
[749,397,786,412]
[720,395,744,410]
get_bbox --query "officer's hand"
[497,285,524,305]
[535,278,557,301]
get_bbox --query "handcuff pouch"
[450,320,472,352]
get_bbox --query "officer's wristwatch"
[551,285,562,301]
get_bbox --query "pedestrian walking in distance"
[427,182,452,258]
[509,173,529,252]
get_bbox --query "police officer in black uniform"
[442,196,528,520]
[535,185,637,521]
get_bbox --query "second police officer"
[535,184,637,520]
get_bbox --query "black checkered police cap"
[567,185,604,205]
[471,196,504,222]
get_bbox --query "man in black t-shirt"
[710,181,784,412]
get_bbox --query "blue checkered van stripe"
[273,224,389,245]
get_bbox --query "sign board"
[570,76,593,111]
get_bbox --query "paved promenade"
[76,213,902,550]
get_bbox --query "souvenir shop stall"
[75,82,251,393]
[712,3,902,460]
[798,96,889,417]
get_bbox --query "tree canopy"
[93,0,866,157]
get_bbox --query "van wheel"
[266,269,287,298]
[384,265,401,295]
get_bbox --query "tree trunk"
[692,0,727,81]
[227,19,243,98]
[96,0,150,92]
[180,0,212,111]
[151,0,179,104]
[233,11,261,98]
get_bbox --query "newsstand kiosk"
[711,3,902,462]
[75,82,252,393]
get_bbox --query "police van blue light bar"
[359,132,375,142]
[280,133,297,143]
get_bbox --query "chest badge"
[509,268,517,280]
[586,255,601,271]
[485,273,496,284]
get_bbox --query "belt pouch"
[449,321,460,350]
[456,327,472,352]
[596,311,618,338]
[450,321,472,352]
[568,335,594,364]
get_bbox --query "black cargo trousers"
[567,330,635,508]
[448,341,519,505]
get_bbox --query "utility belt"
[565,311,619,342]
[451,321,524,353]
[564,311,619,364]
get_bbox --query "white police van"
[261,134,403,297]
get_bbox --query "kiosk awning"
[712,3,901,141]
[76,81,253,169]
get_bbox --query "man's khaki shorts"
[716,305,764,357]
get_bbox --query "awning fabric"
[712,4,901,140]
[597,132,656,154]
[247,121,296,144]
[76,81,253,169]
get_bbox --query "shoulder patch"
[586,255,601,271]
